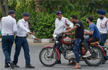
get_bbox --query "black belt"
[16,36,26,38]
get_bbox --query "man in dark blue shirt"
[83,15,100,58]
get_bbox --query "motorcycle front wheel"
[84,46,104,66]
[39,47,58,67]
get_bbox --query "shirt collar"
[58,17,63,21]
[99,17,106,21]
[103,17,106,20]
[8,15,13,18]
[22,18,26,22]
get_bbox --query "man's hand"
[67,33,72,35]
[84,32,87,35]
[34,38,40,41]
[66,27,70,30]
[28,32,34,35]
[62,31,66,34]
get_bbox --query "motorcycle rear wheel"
[84,46,104,66]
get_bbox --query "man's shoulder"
[77,20,82,24]
[90,23,95,27]
[11,18,16,21]
[18,19,23,22]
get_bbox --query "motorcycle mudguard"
[43,45,60,60]
[91,44,106,56]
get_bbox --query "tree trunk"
[0,1,5,16]
[4,0,8,15]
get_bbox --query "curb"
[28,38,54,43]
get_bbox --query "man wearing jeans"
[1,10,17,69]
[96,10,108,46]
[62,15,84,69]
[83,15,100,57]
[13,13,40,68]
[96,10,108,63]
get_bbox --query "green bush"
[1,0,108,38]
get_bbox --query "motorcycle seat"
[81,41,99,45]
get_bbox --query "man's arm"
[13,19,17,34]
[85,25,94,35]
[18,21,30,32]
[63,26,78,33]
[66,19,73,30]
[67,32,75,36]
[84,31,94,35]
[27,33,40,41]
[18,21,33,35]
[66,19,73,28]
[96,19,99,29]
[27,22,40,41]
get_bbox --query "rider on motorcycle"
[62,15,84,69]
[53,11,73,64]
[83,15,100,58]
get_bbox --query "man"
[96,10,107,46]
[1,10,17,69]
[83,15,100,58]
[53,11,73,64]
[62,15,84,69]
[96,10,108,64]
[13,13,40,68]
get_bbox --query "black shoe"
[9,61,14,69]
[14,65,20,68]
[25,65,35,68]
[5,64,10,68]
[56,60,61,64]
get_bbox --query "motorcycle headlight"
[55,41,59,43]
[53,35,57,41]
[53,35,57,38]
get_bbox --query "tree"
[0,0,5,16]
[0,0,8,16]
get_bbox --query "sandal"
[73,65,81,69]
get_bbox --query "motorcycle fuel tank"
[61,37,75,45]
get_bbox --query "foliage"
[1,0,108,38]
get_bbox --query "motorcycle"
[39,34,106,67]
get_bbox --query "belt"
[100,33,107,35]
[2,34,14,36]
[16,36,26,38]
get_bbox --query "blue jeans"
[2,35,14,65]
[13,36,31,65]
[100,34,107,46]
[73,38,83,63]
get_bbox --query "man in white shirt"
[1,10,17,69]
[96,10,108,64]
[53,11,73,36]
[13,13,40,68]
[53,11,73,64]
[96,10,108,46]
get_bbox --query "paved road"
[0,43,108,70]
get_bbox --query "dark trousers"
[2,35,14,65]
[13,36,31,65]
[100,34,107,46]
[73,38,83,63]
[99,34,108,62]
[56,43,61,61]
[84,36,100,51]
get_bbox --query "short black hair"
[87,15,93,22]
[71,15,78,19]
